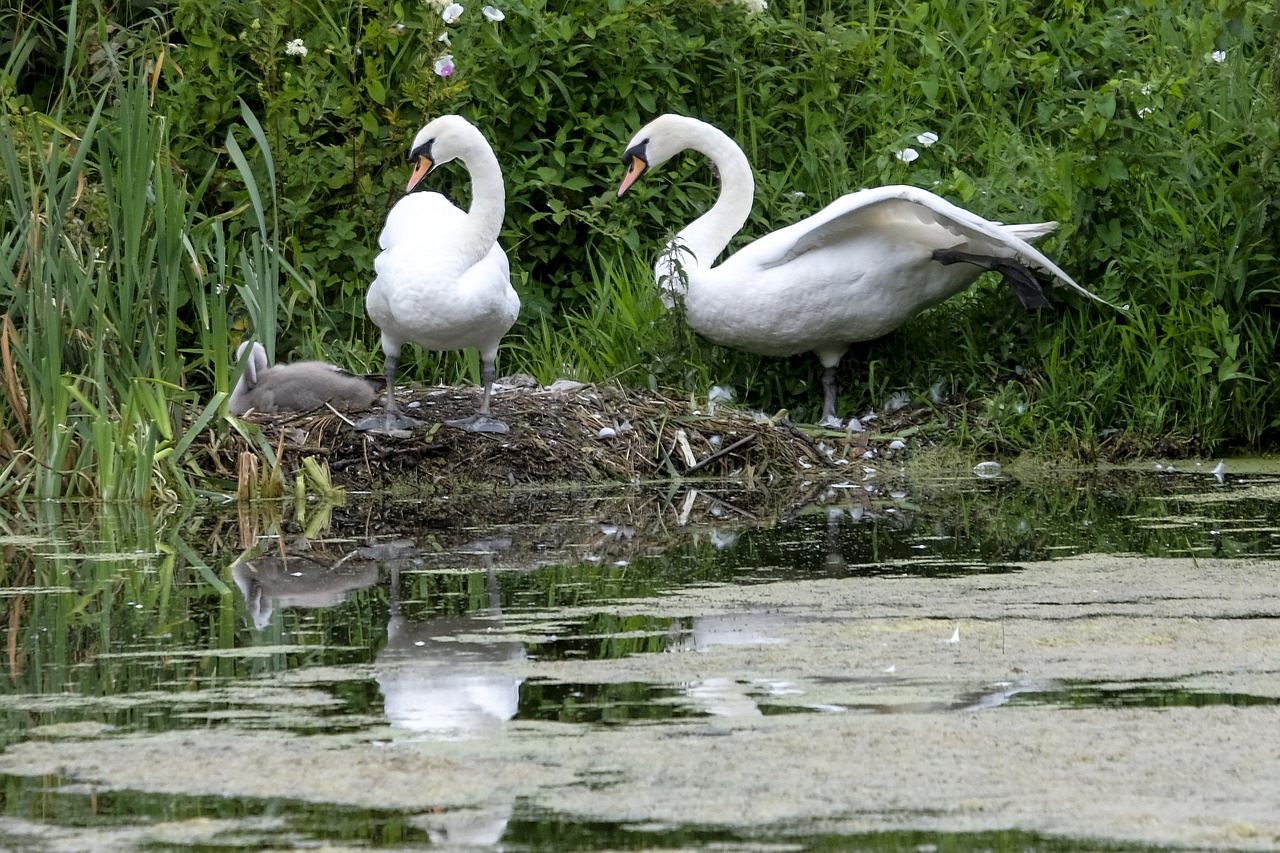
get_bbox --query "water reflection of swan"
[416,804,514,846]
[832,679,1056,715]
[232,542,381,629]
[675,612,790,718]
[375,562,526,740]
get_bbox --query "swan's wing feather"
[757,185,1118,308]
[379,192,467,251]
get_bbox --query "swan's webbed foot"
[358,356,420,433]
[445,413,510,434]
[355,411,423,433]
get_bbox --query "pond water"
[1,464,1279,851]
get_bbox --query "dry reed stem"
[0,315,29,438]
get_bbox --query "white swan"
[617,114,1118,427]
[358,115,521,434]
[228,341,375,416]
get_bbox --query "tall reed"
[0,80,227,501]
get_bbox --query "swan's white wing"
[379,192,467,252]
[750,185,1116,307]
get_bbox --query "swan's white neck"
[669,121,754,271]
[451,128,506,260]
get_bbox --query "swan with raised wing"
[228,341,375,416]
[616,114,1119,427]
[358,115,521,434]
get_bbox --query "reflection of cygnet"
[232,549,380,629]
[376,565,526,740]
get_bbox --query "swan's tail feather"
[1002,221,1058,242]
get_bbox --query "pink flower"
[434,54,455,77]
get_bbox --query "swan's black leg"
[445,353,509,434]
[819,365,843,428]
[356,351,422,432]
[932,248,1053,311]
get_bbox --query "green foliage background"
[0,0,1277,498]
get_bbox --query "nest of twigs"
[213,377,941,494]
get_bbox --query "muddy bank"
[2,554,1278,849]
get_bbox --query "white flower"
[1137,106,1155,118]
[434,54,455,77]
[916,131,939,147]
[285,38,308,57]
[733,0,767,11]
[442,3,464,23]
[1211,49,1226,63]
[1140,82,1153,95]
[437,31,451,44]
[895,147,919,163]
[482,5,505,21]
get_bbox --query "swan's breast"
[370,245,517,353]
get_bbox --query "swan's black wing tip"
[932,248,1054,312]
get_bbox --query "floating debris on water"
[973,461,1002,479]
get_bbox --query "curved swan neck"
[455,129,506,248]
[672,120,754,269]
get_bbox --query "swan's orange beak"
[617,155,647,197]
[406,155,433,192]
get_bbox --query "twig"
[325,401,359,427]
[776,419,836,468]
[684,434,756,474]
